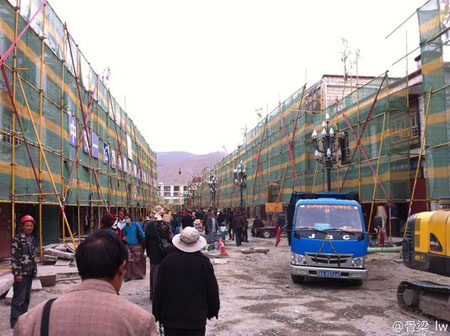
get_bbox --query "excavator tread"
[397,280,450,322]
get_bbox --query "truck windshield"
[295,204,363,232]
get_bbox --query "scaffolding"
[192,0,450,231]
[0,0,158,256]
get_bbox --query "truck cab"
[289,192,368,284]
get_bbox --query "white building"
[157,183,188,205]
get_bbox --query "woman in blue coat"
[123,214,146,281]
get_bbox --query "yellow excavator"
[398,198,450,322]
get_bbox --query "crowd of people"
[10,205,228,336]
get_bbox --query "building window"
[174,186,179,191]
[338,131,351,164]
[173,192,179,197]
[164,186,170,191]
[183,186,188,191]
[410,111,419,139]
[164,192,171,197]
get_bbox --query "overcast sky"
[50,0,425,155]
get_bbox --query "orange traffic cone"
[218,238,228,256]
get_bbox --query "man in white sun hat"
[153,227,220,336]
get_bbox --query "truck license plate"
[318,270,340,277]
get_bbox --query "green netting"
[209,75,410,209]
[0,0,157,209]
[418,0,450,200]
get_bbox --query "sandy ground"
[1,235,449,336]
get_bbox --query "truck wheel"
[263,231,271,238]
[291,274,305,284]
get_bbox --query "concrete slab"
[43,255,58,263]
[44,248,74,260]
[32,279,42,291]
[37,273,56,287]
[0,274,14,297]
[5,287,13,304]
[53,244,67,252]
[38,265,79,278]
[55,259,71,267]
[212,259,228,265]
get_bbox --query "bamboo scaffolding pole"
[14,193,56,197]
[0,0,48,67]
[340,72,388,190]
[38,4,47,257]
[287,84,307,187]
[60,15,67,243]
[0,67,43,237]
[406,89,432,229]
[11,4,19,238]
[17,76,77,247]
[341,113,391,200]
[66,31,108,214]
[368,112,387,233]
[107,91,129,208]
[250,116,268,207]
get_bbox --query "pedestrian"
[10,215,37,329]
[123,214,146,281]
[251,216,264,236]
[13,230,158,336]
[201,209,209,234]
[232,210,245,246]
[207,208,218,239]
[242,213,249,243]
[181,214,194,229]
[99,212,116,230]
[113,207,127,243]
[145,212,173,301]
[228,210,234,240]
[170,214,180,235]
[153,227,220,336]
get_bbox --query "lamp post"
[311,113,344,192]
[208,171,218,208]
[233,160,247,211]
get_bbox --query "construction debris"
[44,248,74,261]
[0,274,13,297]
[32,279,42,291]
[42,255,58,264]
[212,259,228,265]
[5,287,13,304]
[55,259,72,267]
[37,273,57,287]
[240,247,270,254]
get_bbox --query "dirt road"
[1,236,449,335]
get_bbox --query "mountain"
[157,151,226,185]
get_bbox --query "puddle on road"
[237,294,285,300]
[243,302,284,314]
[304,300,387,320]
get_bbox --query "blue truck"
[287,192,368,284]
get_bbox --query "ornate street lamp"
[208,171,218,207]
[233,160,247,211]
[311,113,344,191]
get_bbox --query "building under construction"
[191,0,450,235]
[0,0,158,257]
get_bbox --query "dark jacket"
[145,221,165,265]
[11,232,37,277]
[153,249,220,329]
[253,218,264,229]
[232,214,246,230]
